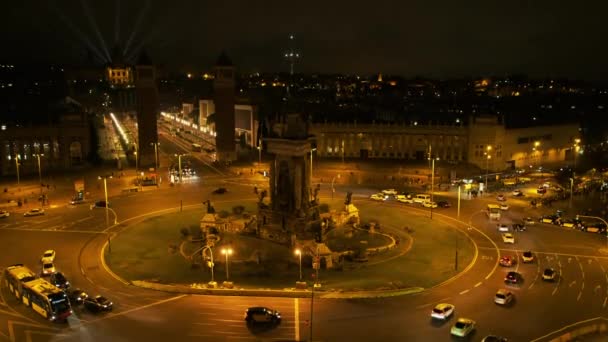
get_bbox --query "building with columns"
[310,116,579,171]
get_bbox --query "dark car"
[513,223,526,232]
[244,307,281,324]
[68,289,89,305]
[505,271,522,284]
[482,335,508,342]
[49,272,70,290]
[542,268,557,282]
[84,295,113,312]
[212,187,228,195]
[437,201,451,208]
[537,187,547,194]
[539,215,560,225]
[93,200,110,208]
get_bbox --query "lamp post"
[174,154,186,183]
[98,175,112,230]
[430,157,438,219]
[150,142,160,186]
[14,155,20,186]
[331,174,341,199]
[310,147,317,184]
[534,141,541,168]
[257,143,262,164]
[484,145,492,195]
[457,185,461,220]
[295,248,302,281]
[134,150,138,173]
[573,139,581,171]
[569,178,574,209]
[33,153,44,192]
[221,247,233,280]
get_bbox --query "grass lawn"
[106,198,475,290]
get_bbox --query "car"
[0,210,9,218]
[396,195,414,204]
[561,219,581,229]
[512,189,523,197]
[513,223,526,232]
[381,189,398,196]
[68,288,89,305]
[540,215,559,224]
[502,233,515,244]
[437,201,451,208]
[523,217,536,225]
[370,193,387,201]
[542,268,557,281]
[49,272,70,290]
[496,194,506,201]
[41,262,55,276]
[450,318,476,337]
[494,289,514,305]
[522,251,534,263]
[585,222,607,233]
[537,187,547,194]
[499,203,509,211]
[212,187,228,195]
[70,198,85,205]
[482,335,508,342]
[430,303,455,320]
[92,201,110,208]
[244,307,281,324]
[24,208,45,217]
[497,223,510,232]
[84,295,113,312]
[505,271,522,284]
[499,256,517,267]
[422,201,438,208]
[40,250,56,263]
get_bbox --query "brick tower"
[213,52,236,162]
[134,51,159,168]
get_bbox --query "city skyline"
[2,1,608,80]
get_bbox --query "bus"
[192,143,202,152]
[487,204,501,220]
[4,265,72,321]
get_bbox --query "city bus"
[4,264,72,321]
[487,204,501,220]
[192,143,202,152]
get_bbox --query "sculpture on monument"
[345,191,353,205]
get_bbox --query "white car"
[370,193,388,201]
[523,217,535,225]
[41,262,55,276]
[431,303,455,320]
[396,196,414,204]
[522,251,534,263]
[494,289,513,305]
[499,203,509,211]
[502,233,515,244]
[451,318,476,337]
[0,210,9,218]
[24,208,45,217]
[41,250,56,263]
[512,189,523,197]
[381,189,398,196]
[422,201,438,208]
[497,223,510,232]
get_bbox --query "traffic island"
[104,199,476,296]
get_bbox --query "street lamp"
[295,248,302,281]
[430,157,439,219]
[150,142,160,186]
[569,178,574,209]
[98,175,112,230]
[331,174,341,199]
[14,154,20,186]
[33,153,44,192]
[174,153,187,183]
[221,247,233,280]
[573,139,581,171]
[484,146,492,195]
[310,147,317,184]
[534,141,541,168]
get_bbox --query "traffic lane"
[578,256,607,309]
[60,295,298,342]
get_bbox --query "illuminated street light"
[33,153,44,194]
[430,157,439,219]
[134,150,138,173]
[14,154,20,186]
[295,249,302,281]
[221,248,233,280]
[150,142,160,186]
[174,153,187,183]
[310,147,317,184]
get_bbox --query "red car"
[505,271,522,284]
[499,256,516,267]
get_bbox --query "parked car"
[24,208,45,217]
[437,201,451,208]
[244,307,281,324]
[40,250,56,263]
[512,189,523,197]
[450,318,476,337]
[68,288,89,305]
[497,223,510,232]
[370,193,387,201]
[0,210,9,218]
[93,201,110,208]
[41,262,55,276]
[524,217,536,225]
[505,271,522,284]
[539,215,560,224]
[542,268,557,281]
[494,289,513,305]
[499,256,516,267]
[396,195,414,204]
[431,303,455,320]
[381,189,398,196]
[482,336,508,342]
[422,201,438,208]
[522,251,534,263]
[513,223,526,232]
[49,272,70,290]
[84,295,113,312]
[212,187,228,195]
[537,187,547,194]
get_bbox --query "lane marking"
[294,298,300,342]
[474,282,482,288]
[478,247,608,260]
[531,316,606,342]
[416,303,433,309]
[459,289,470,295]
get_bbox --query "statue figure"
[345,191,353,205]
[203,200,216,214]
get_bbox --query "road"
[0,134,607,341]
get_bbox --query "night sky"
[2,0,608,79]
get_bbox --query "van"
[413,194,431,203]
